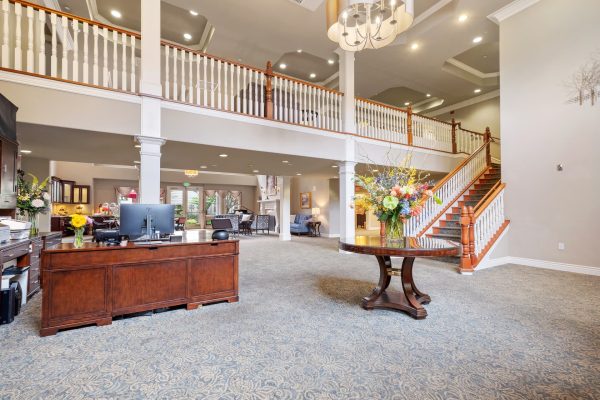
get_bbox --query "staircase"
[425,163,501,264]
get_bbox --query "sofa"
[290,214,313,235]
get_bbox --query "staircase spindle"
[1,0,9,68]
[72,19,79,81]
[37,9,45,75]
[26,6,33,72]
[14,3,22,70]
[82,22,89,83]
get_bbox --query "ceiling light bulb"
[473,36,482,43]
[404,102,410,106]
[458,14,468,22]
[328,59,335,65]
[282,160,289,163]
[372,169,379,173]
[474,89,481,93]
[342,11,348,20]
[426,93,431,97]
[252,170,259,173]
[134,144,141,148]
[183,33,192,41]
[20,149,32,154]
[110,10,122,18]
[411,43,419,50]
[375,16,381,24]
[332,165,338,168]
[279,63,287,69]
[200,165,207,169]
[219,154,228,158]
[309,73,316,79]
[297,49,303,53]
[189,10,199,16]
[296,173,302,176]
[391,0,396,6]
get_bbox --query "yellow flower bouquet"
[71,214,91,248]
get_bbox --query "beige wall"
[499,0,600,267]
[290,176,339,236]
[436,97,500,137]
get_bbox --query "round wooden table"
[339,236,460,319]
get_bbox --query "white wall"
[290,176,339,236]
[436,97,500,137]
[498,0,600,267]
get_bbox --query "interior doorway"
[167,186,203,229]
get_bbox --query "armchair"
[290,214,313,235]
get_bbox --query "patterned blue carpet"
[1,236,599,399]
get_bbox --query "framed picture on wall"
[300,192,312,209]
[266,175,277,196]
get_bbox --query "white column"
[278,176,291,241]
[140,0,162,96]
[335,48,356,134]
[136,136,165,204]
[339,161,356,240]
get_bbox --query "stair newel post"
[484,127,491,166]
[468,206,476,266]
[407,105,413,146]
[265,61,274,120]
[459,206,473,273]
[451,118,457,154]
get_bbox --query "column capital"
[135,135,166,146]
[337,161,357,174]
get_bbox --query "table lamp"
[311,207,320,221]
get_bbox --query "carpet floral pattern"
[0,237,599,399]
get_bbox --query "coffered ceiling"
[52,0,511,113]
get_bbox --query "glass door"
[185,187,201,228]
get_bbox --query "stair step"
[463,194,485,202]
[427,233,461,241]
[439,220,460,228]
[446,212,460,221]
[433,226,461,235]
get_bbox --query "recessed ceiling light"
[328,59,335,65]
[200,165,207,169]
[20,149,32,154]
[64,5,71,11]
[279,63,287,69]
[426,93,431,97]
[134,145,141,148]
[189,10,199,16]
[297,49,302,53]
[372,169,379,173]
[309,73,316,79]
[219,154,228,158]
[332,165,338,168]
[473,36,482,43]
[211,164,217,167]
[296,173,302,176]
[110,9,122,18]
[134,161,140,164]
[411,43,419,50]
[404,102,410,106]
[183,33,192,41]
[282,160,289,163]
[252,169,259,173]
[474,89,481,93]
[458,14,468,23]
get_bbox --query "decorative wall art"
[566,51,600,106]
[300,192,312,209]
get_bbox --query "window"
[204,191,218,215]
[225,191,242,213]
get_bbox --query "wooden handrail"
[160,41,267,74]
[272,72,344,96]
[10,0,141,38]
[474,183,505,219]
[431,139,490,193]
[473,180,501,210]
[411,112,452,125]
[355,96,408,114]
[457,126,485,137]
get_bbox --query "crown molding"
[487,0,540,25]
[446,58,499,79]
[425,89,500,117]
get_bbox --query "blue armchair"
[290,214,312,235]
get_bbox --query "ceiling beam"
[488,0,541,25]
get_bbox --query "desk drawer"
[46,241,238,268]
[2,242,30,263]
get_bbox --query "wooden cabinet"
[40,238,239,336]
[61,180,75,204]
[50,177,63,203]
[73,185,90,204]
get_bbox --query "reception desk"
[40,233,239,336]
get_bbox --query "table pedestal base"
[361,255,431,319]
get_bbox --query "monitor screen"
[119,204,175,239]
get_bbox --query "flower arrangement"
[16,170,50,235]
[354,158,441,240]
[70,214,92,248]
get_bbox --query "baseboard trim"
[477,256,600,276]
[324,233,340,238]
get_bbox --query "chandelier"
[327,0,414,51]
[184,169,199,178]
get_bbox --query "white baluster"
[130,36,135,92]
[61,16,68,79]
[14,3,22,70]
[254,70,259,116]
[164,45,170,99]
[37,9,45,75]
[173,48,179,100]
[203,56,208,106]
[120,32,127,90]
[82,22,89,83]
[111,30,118,88]
[93,25,99,85]
[195,53,201,105]
[70,19,79,81]
[235,64,240,111]
[26,6,34,72]
[217,59,222,109]
[242,67,247,114]
[180,49,186,101]
[50,14,58,77]
[230,62,235,112]
[223,62,228,110]
[1,0,9,68]
[102,27,108,86]
[186,51,192,102]
[210,57,215,107]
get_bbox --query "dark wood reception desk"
[40,232,239,336]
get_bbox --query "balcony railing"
[1,0,490,156]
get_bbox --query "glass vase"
[384,219,404,242]
[74,228,84,248]
[28,213,39,236]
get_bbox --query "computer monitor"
[119,204,175,240]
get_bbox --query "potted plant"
[16,170,50,236]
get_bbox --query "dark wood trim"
[472,220,510,269]
[474,183,505,219]
[10,0,141,38]
[459,206,472,273]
